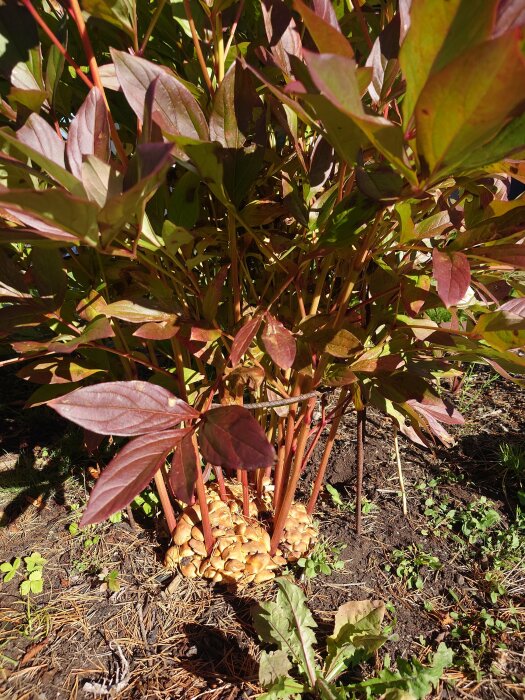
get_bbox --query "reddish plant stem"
[224,0,244,57]
[139,0,167,55]
[272,417,286,510]
[67,0,128,168]
[154,469,177,536]
[182,0,213,94]
[355,408,366,535]
[270,394,316,555]
[20,0,94,89]
[275,382,302,511]
[300,401,327,473]
[214,466,228,501]
[307,388,348,515]
[228,213,241,324]
[195,463,215,554]
[240,470,250,518]
[350,0,373,49]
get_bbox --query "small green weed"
[133,489,160,518]
[325,483,378,515]
[500,442,525,506]
[297,539,345,579]
[455,366,499,416]
[0,552,46,596]
[385,545,441,591]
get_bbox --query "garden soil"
[0,368,524,699]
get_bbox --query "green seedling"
[386,545,441,591]
[326,484,378,515]
[297,539,345,579]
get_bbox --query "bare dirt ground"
[0,368,524,699]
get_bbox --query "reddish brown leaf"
[133,321,178,340]
[230,316,262,366]
[170,432,199,504]
[198,405,276,470]
[111,50,208,140]
[432,249,471,308]
[469,244,525,269]
[16,359,104,384]
[293,0,353,58]
[66,87,109,179]
[260,0,302,75]
[261,314,296,369]
[17,114,65,168]
[48,381,199,436]
[80,429,189,526]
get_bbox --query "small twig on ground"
[394,428,408,516]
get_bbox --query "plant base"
[164,480,317,585]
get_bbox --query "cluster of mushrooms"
[164,480,317,585]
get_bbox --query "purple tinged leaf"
[230,316,262,366]
[48,380,200,436]
[111,50,208,140]
[261,314,296,369]
[80,429,189,526]
[209,61,265,149]
[17,113,65,168]
[469,244,525,270]
[170,432,199,504]
[407,396,463,427]
[133,321,178,340]
[260,0,302,75]
[293,0,353,58]
[312,0,339,29]
[500,297,525,316]
[0,190,99,244]
[493,0,525,37]
[67,87,110,179]
[432,249,471,308]
[198,405,276,470]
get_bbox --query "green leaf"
[253,578,319,688]
[258,676,306,700]
[473,311,525,351]
[19,580,31,596]
[352,643,453,700]
[82,0,136,37]
[0,189,99,245]
[324,600,387,683]
[415,33,525,179]
[399,0,497,126]
[302,52,416,183]
[24,552,46,572]
[259,649,294,687]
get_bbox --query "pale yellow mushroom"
[164,545,180,568]
[191,526,204,542]
[173,520,193,546]
[180,561,198,578]
[224,559,244,573]
[254,570,275,584]
[189,538,207,558]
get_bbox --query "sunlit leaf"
[230,315,262,365]
[48,380,199,435]
[198,405,275,470]
[67,87,109,179]
[80,429,189,526]
[170,431,199,504]
[262,314,296,369]
[432,249,471,308]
